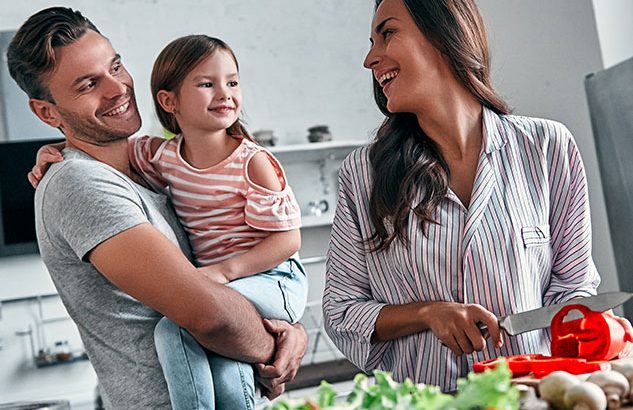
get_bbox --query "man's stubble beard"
[55,103,141,146]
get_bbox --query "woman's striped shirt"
[129,135,301,266]
[323,107,600,392]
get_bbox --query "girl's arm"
[201,151,301,282]
[204,229,301,282]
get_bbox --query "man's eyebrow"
[70,54,121,88]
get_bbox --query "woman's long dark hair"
[368,0,510,251]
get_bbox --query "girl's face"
[363,0,454,115]
[172,50,242,136]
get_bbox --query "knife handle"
[477,322,490,339]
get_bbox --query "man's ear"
[156,90,178,114]
[28,98,62,128]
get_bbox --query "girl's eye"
[200,82,213,88]
[228,80,239,87]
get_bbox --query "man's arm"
[89,223,275,363]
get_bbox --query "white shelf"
[269,140,365,163]
[301,213,334,228]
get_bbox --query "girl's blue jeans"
[154,258,308,410]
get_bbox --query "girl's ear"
[29,99,62,128]
[156,90,178,114]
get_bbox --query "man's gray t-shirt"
[35,148,190,409]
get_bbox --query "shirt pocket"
[521,224,550,248]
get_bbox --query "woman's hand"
[27,142,65,188]
[422,302,503,356]
[604,310,633,358]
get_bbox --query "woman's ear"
[29,99,62,128]
[156,90,178,114]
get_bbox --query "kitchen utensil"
[486,292,633,336]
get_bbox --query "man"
[8,7,307,409]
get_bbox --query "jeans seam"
[237,362,253,410]
[177,327,202,410]
[277,279,295,322]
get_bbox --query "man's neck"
[66,137,132,177]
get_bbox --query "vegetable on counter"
[551,305,633,361]
[474,304,631,379]
[269,360,519,410]
[473,354,609,378]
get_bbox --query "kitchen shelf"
[301,213,335,228]
[269,140,365,163]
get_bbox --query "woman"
[323,0,627,391]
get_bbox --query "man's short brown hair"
[7,7,100,102]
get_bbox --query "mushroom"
[611,361,633,401]
[517,384,548,410]
[586,370,630,409]
[539,371,581,410]
[565,381,607,410]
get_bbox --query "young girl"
[143,35,308,410]
[33,35,308,410]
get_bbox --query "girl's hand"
[27,143,65,188]
[423,302,502,356]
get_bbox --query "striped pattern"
[323,107,600,392]
[129,135,301,266]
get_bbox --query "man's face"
[43,30,141,144]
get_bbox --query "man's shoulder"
[39,152,134,195]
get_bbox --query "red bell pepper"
[550,304,633,361]
[473,354,608,378]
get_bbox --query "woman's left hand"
[605,310,633,358]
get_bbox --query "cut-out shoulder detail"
[247,151,284,192]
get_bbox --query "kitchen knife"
[485,292,633,336]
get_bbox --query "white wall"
[0,1,380,144]
[477,0,619,294]
[592,0,633,68]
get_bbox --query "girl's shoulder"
[130,134,179,159]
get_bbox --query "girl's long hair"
[368,0,509,251]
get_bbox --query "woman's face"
[363,0,454,115]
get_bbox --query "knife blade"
[498,291,633,336]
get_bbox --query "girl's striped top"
[128,135,301,266]
[323,107,600,392]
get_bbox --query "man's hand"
[255,319,308,400]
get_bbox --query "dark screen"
[0,138,63,256]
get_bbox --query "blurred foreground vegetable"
[269,359,519,410]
